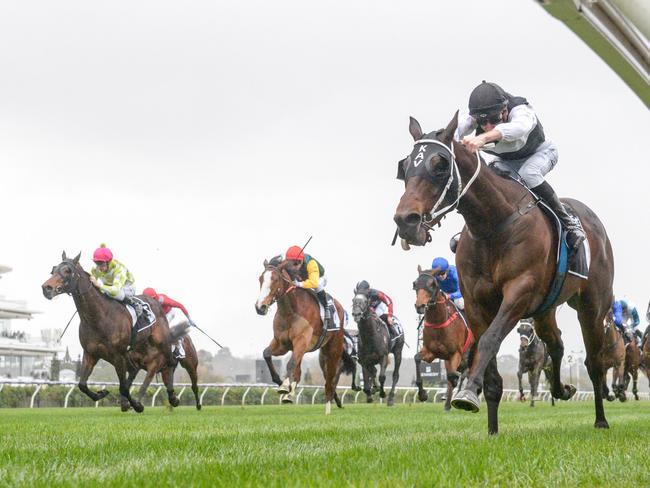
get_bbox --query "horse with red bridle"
[412,265,473,411]
[393,114,614,434]
[255,256,354,413]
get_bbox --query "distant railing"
[2,379,645,408]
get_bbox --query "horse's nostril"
[404,213,421,225]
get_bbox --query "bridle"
[263,265,296,307]
[519,326,538,349]
[51,260,93,296]
[413,272,446,310]
[399,138,482,228]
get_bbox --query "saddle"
[489,166,591,317]
[125,297,156,332]
[304,290,342,332]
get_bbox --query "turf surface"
[1,401,649,487]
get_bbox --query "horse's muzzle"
[42,284,58,300]
[255,304,268,315]
[393,212,429,246]
[415,304,426,315]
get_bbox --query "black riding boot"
[124,296,143,350]
[317,290,333,329]
[532,181,586,255]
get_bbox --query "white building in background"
[0,264,64,379]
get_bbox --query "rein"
[265,266,296,306]
[53,261,94,296]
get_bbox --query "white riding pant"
[309,275,327,293]
[374,302,389,317]
[166,309,185,354]
[111,284,136,302]
[491,140,558,188]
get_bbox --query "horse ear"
[441,110,459,144]
[263,259,269,267]
[417,265,423,274]
[62,251,67,261]
[73,252,81,264]
[409,116,423,141]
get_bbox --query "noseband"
[519,327,538,349]
[413,273,444,308]
[263,265,296,306]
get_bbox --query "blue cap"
[431,257,449,272]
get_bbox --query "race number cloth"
[317,296,345,331]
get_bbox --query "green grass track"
[1,401,649,487]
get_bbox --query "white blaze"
[256,271,273,308]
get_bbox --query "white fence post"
[151,386,163,407]
[177,386,187,401]
[241,387,251,407]
[199,387,210,405]
[261,387,269,405]
[30,385,43,408]
[221,387,231,406]
[311,387,320,405]
[64,385,75,408]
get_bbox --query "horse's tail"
[340,349,356,375]
[170,321,191,342]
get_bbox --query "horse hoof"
[120,402,130,412]
[169,396,180,407]
[418,391,429,402]
[564,384,577,400]
[379,391,386,399]
[281,394,293,404]
[594,420,610,429]
[277,379,291,395]
[606,395,615,402]
[133,402,145,413]
[387,398,394,407]
[97,389,110,400]
[618,394,627,403]
[366,397,373,404]
[196,404,202,411]
[451,390,480,413]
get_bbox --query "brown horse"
[394,114,614,434]
[413,265,473,411]
[601,314,626,402]
[255,256,354,414]
[174,335,202,409]
[42,252,188,412]
[623,337,641,401]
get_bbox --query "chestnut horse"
[413,266,473,411]
[42,252,188,412]
[394,114,614,434]
[255,257,354,414]
[623,337,641,401]
[601,314,626,402]
[516,319,553,407]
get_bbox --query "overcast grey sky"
[1,0,648,361]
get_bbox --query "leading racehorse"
[393,114,614,434]
[255,256,354,414]
[42,252,188,412]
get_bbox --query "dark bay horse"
[623,336,641,401]
[642,326,650,388]
[412,266,473,411]
[351,293,404,406]
[602,314,626,402]
[255,257,354,414]
[516,319,553,407]
[42,252,188,412]
[394,114,614,434]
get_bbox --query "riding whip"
[192,322,224,349]
[391,228,399,246]
[299,235,313,255]
[58,310,78,342]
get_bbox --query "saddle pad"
[318,298,344,331]
[343,332,357,358]
[568,228,590,279]
[390,316,404,339]
[125,298,156,331]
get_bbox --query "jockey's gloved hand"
[293,280,302,287]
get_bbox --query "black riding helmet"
[468,81,508,121]
[355,280,370,294]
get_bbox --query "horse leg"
[632,369,639,401]
[378,356,388,399]
[362,365,373,403]
[614,364,626,402]
[386,346,402,407]
[444,353,461,412]
[78,352,109,402]
[136,367,157,405]
[533,310,576,401]
[484,357,503,435]
[283,336,309,404]
[263,338,287,388]
[161,366,180,407]
[517,366,525,402]
[185,360,202,410]
[321,338,343,415]
[453,292,526,415]
[121,366,139,411]
[115,357,144,413]
[529,367,541,407]
[414,350,429,402]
